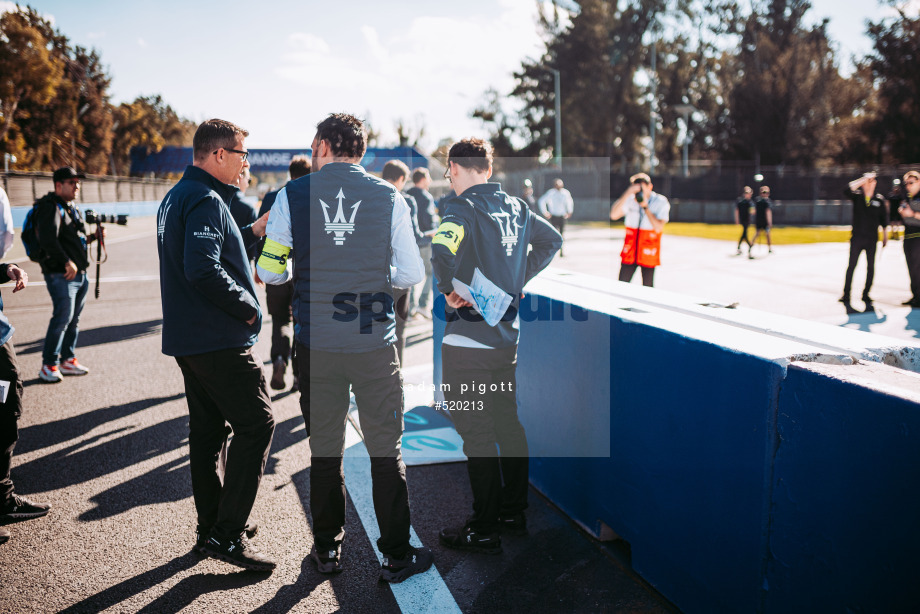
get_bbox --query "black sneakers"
[439,525,502,555]
[202,534,276,571]
[194,522,259,553]
[0,526,9,545]
[380,545,434,583]
[498,513,528,536]
[310,544,343,574]
[0,494,51,522]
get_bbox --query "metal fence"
[496,161,920,224]
[0,172,174,207]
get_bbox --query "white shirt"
[0,187,13,258]
[256,187,424,288]
[623,192,670,230]
[538,187,574,217]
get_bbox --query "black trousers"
[295,342,411,558]
[618,263,656,287]
[393,289,410,367]
[0,342,24,506]
[906,238,920,302]
[175,347,275,540]
[737,224,752,249]
[265,281,294,364]
[441,344,529,535]
[843,236,878,299]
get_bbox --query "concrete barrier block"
[766,361,920,612]
[516,273,920,613]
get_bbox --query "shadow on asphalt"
[247,556,325,614]
[56,552,265,613]
[13,415,188,495]
[15,394,185,455]
[906,309,920,338]
[845,306,888,332]
[15,318,163,356]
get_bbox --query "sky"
[3,0,917,152]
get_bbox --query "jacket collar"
[459,182,502,198]
[182,165,239,203]
[319,162,364,175]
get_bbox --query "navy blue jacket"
[432,183,562,348]
[406,186,436,245]
[157,165,261,356]
[229,191,259,260]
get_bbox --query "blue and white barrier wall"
[435,268,920,613]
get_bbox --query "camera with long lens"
[84,210,128,225]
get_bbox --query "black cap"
[52,167,86,183]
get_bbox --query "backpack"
[21,202,64,262]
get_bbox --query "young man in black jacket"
[157,118,275,571]
[34,167,104,383]
[840,172,889,311]
[432,138,562,553]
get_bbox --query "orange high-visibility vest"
[620,226,662,267]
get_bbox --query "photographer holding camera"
[33,167,105,383]
[609,173,670,287]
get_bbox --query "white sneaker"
[39,365,63,383]
[60,358,90,376]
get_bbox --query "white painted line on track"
[343,421,461,614]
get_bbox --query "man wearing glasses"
[609,173,670,287]
[34,167,105,383]
[897,171,920,308]
[157,119,275,572]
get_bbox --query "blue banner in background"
[130,146,428,175]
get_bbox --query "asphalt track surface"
[0,218,676,613]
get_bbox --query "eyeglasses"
[444,163,451,183]
[215,147,250,162]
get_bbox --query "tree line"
[0,6,195,176]
[474,0,920,170]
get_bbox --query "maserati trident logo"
[490,199,523,256]
[320,188,362,245]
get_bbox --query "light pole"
[649,40,657,173]
[673,104,695,177]
[547,68,562,167]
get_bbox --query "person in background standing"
[538,179,574,256]
[751,186,774,255]
[609,173,670,287]
[405,168,438,318]
[839,172,888,311]
[735,186,754,257]
[897,171,920,308]
[257,156,311,391]
[35,167,104,383]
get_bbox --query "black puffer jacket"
[34,192,91,274]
